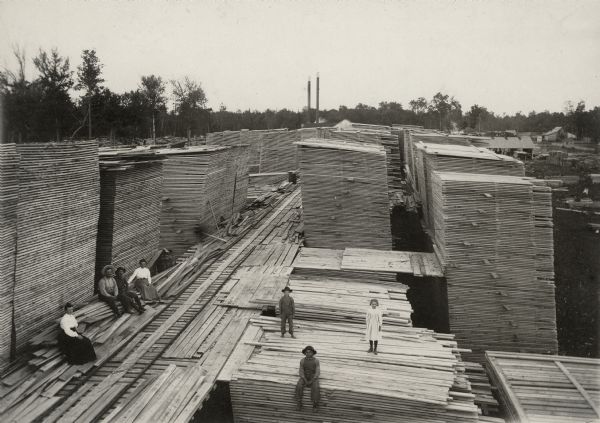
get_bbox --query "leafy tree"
[32,48,75,141]
[409,97,428,115]
[76,49,104,139]
[140,75,166,141]
[171,76,207,140]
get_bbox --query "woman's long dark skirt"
[58,331,97,364]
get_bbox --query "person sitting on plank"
[57,302,97,364]
[279,286,295,338]
[128,259,162,303]
[115,266,145,314]
[295,345,320,411]
[366,298,383,354]
[98,265,136,316]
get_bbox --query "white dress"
[365,307,383,341]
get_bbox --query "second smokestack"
[316,73,320,124]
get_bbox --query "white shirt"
[127,267,152,284]
[60,313,79,338]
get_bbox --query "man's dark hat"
[302,345,317,355]
[281,286,293,293]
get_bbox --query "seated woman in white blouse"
[58,303,96,365]
[128,259,161,303]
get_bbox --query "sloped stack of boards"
[9,141,99,353]
[230,316,481,423]
[157,145,249,257]
[430,172,557,362]
[296,138,392,250]
[486,351,600,423]
[414,142,525,231]
[96,149,164,280]
[206,128,299,173]
[0,144,19,373]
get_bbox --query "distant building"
[480,136,536,159]
[542,127,577,143]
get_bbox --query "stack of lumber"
[297,138,392,250]
[230,316,480,423]
[415,142,525,230]
[247,172,289,199]
[96,150,163,279]
[12,141,99,352]
[0,143,19,373]
[486,351,600,423]
[257,130,300,173]
[463,361,501,417]
[430,172,557,362]
[158,145,249,257]
[205,130,241,146]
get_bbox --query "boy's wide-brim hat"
[281,286,293,293]
[302,345,317,355]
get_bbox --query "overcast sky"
[1,0,599,115]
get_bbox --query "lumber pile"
[247,172,289,200]
[486,351,600,423]
[96,150,163,280]
[415,142,525,230]
[430,172,557,362]
[158,145,249,257]
[0,144,19,373]
[12,141,99,352]
[297,138,392,250]
[230,316,480,423]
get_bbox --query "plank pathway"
[0,188,301,422]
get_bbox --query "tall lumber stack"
[430,172,557,362]
[416,143,525,230]
[230,316,480,423]
[0,144,19,372]
[13,141,100,351]
[486,351,600,423]
[96,150,163,280]
[297,138,392,249]
[158,145,249,257]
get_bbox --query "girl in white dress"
[365,298,383,354]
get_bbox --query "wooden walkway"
[0,188,302,422]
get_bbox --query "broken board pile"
[430,172,557,362]
[0,144,19,373]
[96,149,163,280]
[247,172,289,200]
[158,145,249,257]
[12,141,100,352]
[486,351,600,423]
[416,143,525,231]
[230,316,480,423]
[297,138,392,250]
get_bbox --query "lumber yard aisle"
[0,187,301,422]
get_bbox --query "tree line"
[1,47,599,144]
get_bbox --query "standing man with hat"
[279,286,295,338]
[295,345,320,411]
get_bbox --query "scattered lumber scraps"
[486,351,600,423]
[293,247,443,278]
[96,152,163,282]
[12,141,100,352]
[430,172,558,362]
[230,316,480,423]
[296,138,392,250]
[157,145,249,257]
[247,172,289,200]
[0,143,19,373]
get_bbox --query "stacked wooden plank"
[12,141,99,351]
[0,143,19,373]
[247,172,289,199]
[230,316,480,423]
[158,145,249,257]
[416,143,525,230]
[430,172,557,362]
[297,138,392,250]
[486,351,600,423]
[96,151,163,279]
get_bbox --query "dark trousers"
[99,294,135,315]
[295,378,320,405]
[123,291,143,310]
[281,313,294,335]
